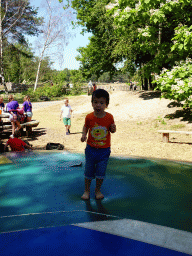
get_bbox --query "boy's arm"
[23,141,33,150]
[81,125,88,142]
[25,144,33,150]
[110,123,116,133]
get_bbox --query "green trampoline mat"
[0,151,192,233]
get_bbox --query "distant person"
[130,81,133,90]
[22,95,33,122]
[88,80,92,95]
[60,98,73,135]
[22,95,33,134]
[88,80,92,87]
[5,95,21,136]
[4,130,33,152]
[92,83,97,92]
[81,89,116,200]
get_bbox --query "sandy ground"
[2,90,192,162]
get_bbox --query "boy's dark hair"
[92,89,109,106]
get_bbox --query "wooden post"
[162,133,169,143]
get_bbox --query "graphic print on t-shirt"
[91,123,108,146]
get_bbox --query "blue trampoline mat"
[0,225,189,256]
[0,151,192,255]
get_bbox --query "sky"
[52,31,92,70]
[29,0,92,70]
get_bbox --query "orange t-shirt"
[85,112,115,148]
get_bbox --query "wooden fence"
[97,84,130,91]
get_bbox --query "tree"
[0,0,42,89]
[34,0,74,91]
[69,0,122,80]
[107,0,192,89]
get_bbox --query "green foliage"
[25,83,65,100]
[153,58,192,108]
[70,83,84,95]
[107,0,192,84]
[171,25,192,59]
[98,72,111,83]
[72,0,121,79]
[2,0,43,44]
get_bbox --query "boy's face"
[0,98,3,103]
[92,97,108,115]
[64,100,68,106]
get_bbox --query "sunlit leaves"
[154,58,192,108]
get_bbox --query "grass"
[155,116,167,125]
[170,124,186,130]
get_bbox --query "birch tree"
[34,0,74,91]
[0,0,42,90]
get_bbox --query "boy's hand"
[81,135,87,142]
[110,123,116,133]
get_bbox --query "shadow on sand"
[138,90,162,100]
[138,90,192,123]
[164,108,192,123]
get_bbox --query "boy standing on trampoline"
[60,98,73,135]
[81,89,116,200]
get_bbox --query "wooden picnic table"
[0,113,10,118]
[0,113,39,136]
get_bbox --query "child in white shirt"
[60,99,73,135]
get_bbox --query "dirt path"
[4,90,192,162]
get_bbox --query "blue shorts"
[26,112,33,117]
[84,145,111,180]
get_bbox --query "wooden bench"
[0,120,40,136]
[158,130,192,143]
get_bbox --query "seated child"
[5,95,21,135]
[4,130,33,152]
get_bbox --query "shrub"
[24,84,66,100]
[153,58,192,109]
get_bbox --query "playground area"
[3,90,190,162]
[1,90,192,255]
[0,151,192,255]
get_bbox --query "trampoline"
[0,151,192,255]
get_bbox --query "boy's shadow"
[84,199,111,221]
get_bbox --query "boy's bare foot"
[95,191,104,200]
[81,192,90,200]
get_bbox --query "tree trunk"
[34,58,42,91]
[34,47,46,91]
[149,75,152,90]
[141,78,144,90]
[0,0,7,92]
[143,77,148,90]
